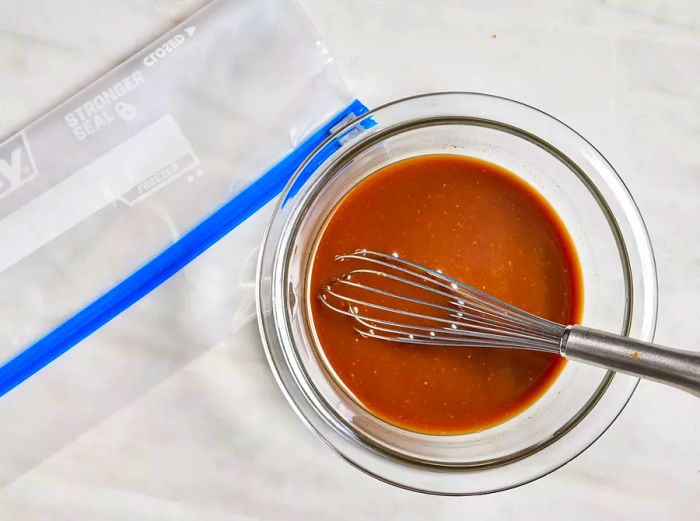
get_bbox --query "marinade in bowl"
[257,92,657,494]
[308,154,583,434]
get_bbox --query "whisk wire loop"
[319,249,566,353]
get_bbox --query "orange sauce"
[309,155,583,434]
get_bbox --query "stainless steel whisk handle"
[561,326,700,397]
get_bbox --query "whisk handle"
[562,326,700,397]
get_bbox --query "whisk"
[319,250,700,397]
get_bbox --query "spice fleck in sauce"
[309,155,583,434]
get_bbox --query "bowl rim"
[256,91,658,495]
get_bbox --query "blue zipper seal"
[0,99,369,397]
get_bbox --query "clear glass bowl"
[256,92,657,494]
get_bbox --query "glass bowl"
[256,92,657,495]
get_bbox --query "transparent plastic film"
[0,0,365,485]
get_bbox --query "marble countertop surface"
[0,0,699,519]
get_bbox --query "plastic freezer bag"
[0,0,366,484]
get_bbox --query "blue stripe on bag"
[0,99,369,397]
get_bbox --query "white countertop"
[0,0,699,519]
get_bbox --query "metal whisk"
[319,250,700,397]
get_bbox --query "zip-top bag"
[0,0,366,485]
